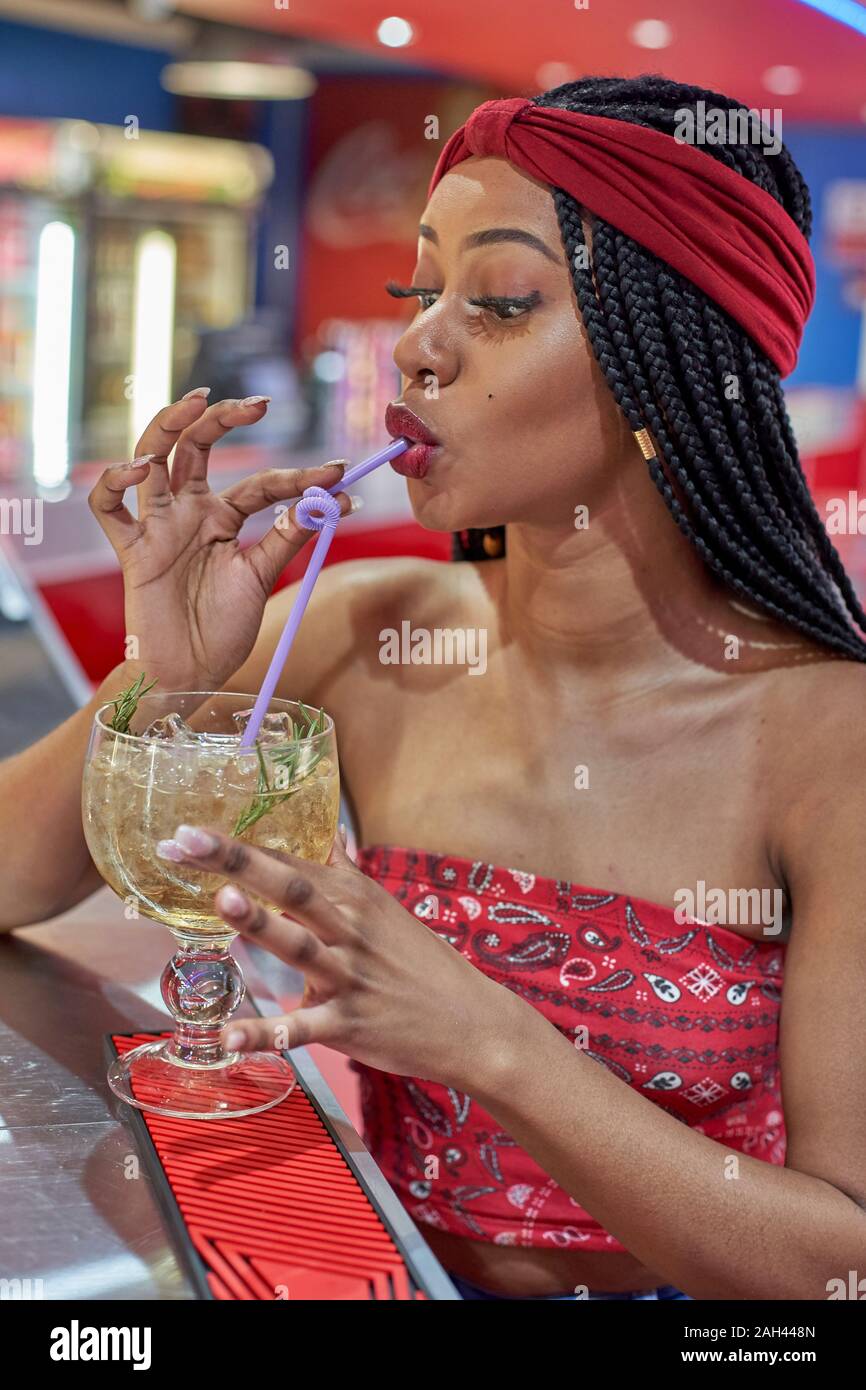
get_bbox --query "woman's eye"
[385,279,440,313]
[470,295,537,321]
[384,280,540,322]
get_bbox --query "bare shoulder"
[285,552,463,626]
[242,554,465,705]
[767,655,866,759]
[763,654,866,824]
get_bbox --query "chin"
[406,485,497,536]
[401,458,518,541]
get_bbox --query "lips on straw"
[238,438,410,749]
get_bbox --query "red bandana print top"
[351,844,787,1252]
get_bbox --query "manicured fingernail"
[326,459,348,473]
[240,394,270,406]
[175,824,217,855]
[110,454,153,470]
[224,1028,247,1051]
[338,821,349,846]
[349,495,364,512]
[218,885,248,917]
[156,838,186,862]
[182,386,211,399]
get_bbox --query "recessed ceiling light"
[377,16,415,48]
[629,19,674,49]
[762,65,802,95]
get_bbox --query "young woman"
[5,76,866,1299]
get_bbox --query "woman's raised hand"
[88,390,354,690]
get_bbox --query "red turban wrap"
[427,97,815,377]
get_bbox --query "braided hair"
[452,75,866,662]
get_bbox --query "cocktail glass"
[82,691,339,1119]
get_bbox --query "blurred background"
[1,0,866,725]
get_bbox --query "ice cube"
[232,709,296,743]
[143,712,199,743]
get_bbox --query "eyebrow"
[418,223,562,266]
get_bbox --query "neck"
[498,445,809,684]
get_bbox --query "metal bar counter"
[0,887,457,1300]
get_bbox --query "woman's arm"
[469,985,866,1300]
[0,659,163,928]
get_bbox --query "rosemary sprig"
[231,703,327,837]
[109,672,159,733]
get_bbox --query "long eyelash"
[384,280,540,319]
[385,279,434,299]
[470,291,541,316]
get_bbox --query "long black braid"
[452,75,866,662]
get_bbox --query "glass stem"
[160,935,245,1068]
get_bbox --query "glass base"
[108,1038,296,1119]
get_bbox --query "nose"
[392,305,458,395]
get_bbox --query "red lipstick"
[384,402,442,478]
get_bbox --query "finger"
[131,389,212,508]
[220,460,349,521]
[222,1001,340,1054]
[87,456,153,552]
[245,486,357,593]
[213,883,350,988]
[157,824,348,943]
[169,394,272,493]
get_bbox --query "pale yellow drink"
[83,731,339,937]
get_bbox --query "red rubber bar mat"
[108,1032,429,1300]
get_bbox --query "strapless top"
[351,843,786,1253]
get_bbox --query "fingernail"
[326,460,348,473]
[240,394,270,406]
[156,839,186,862]
[224,1028,247,1051]
[219,885,248,917]
[338,821,349,846]
[182,386,211,399]
[349,495,364,512]
[175,824,217,855]
[110,454,153,470]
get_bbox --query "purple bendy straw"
[239,437,410,749]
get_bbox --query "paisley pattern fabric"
[351,844,787,1252]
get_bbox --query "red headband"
[427,97,815,377]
